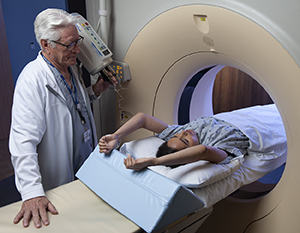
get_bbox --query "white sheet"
[214,104,286,160]
[186,104,288,207]
[192,151,287,208]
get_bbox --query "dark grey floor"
[0,174,21,207]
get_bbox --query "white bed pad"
[76,148,205,233]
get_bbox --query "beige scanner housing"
[114,5,300,233]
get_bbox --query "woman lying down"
[99,112,250,171]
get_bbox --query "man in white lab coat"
[9,8,117,228]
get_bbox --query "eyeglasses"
[51,35,84,51]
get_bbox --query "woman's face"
[167,129,199,150]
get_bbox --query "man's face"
[46,25,81,70]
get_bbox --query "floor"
[0,138,21,207]
[0,138,13,180]
[0,174,20,207]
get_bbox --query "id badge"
[84,128,92,142]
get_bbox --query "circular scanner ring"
[121,5,300,231]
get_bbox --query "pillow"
[119,136,244,188]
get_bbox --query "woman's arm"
[124,145,228,170]
[99,112,168,153]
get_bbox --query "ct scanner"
[86,0,300,232]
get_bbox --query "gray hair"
[34,8,77,50]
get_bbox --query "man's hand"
[13,196,58,228]
[92,72,118,96]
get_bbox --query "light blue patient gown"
[157,116,249,157]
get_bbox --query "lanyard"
[42,53,86,125]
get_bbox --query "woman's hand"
[99,134,118,154]
[123,155,155,171]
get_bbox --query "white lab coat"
[9,52,98,201]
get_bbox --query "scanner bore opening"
[178,66,286,201]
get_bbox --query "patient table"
[0,180,140,233]
[0,150,212,233]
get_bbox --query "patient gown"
[157,116,249,157]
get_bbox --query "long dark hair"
[156,141,181,168]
